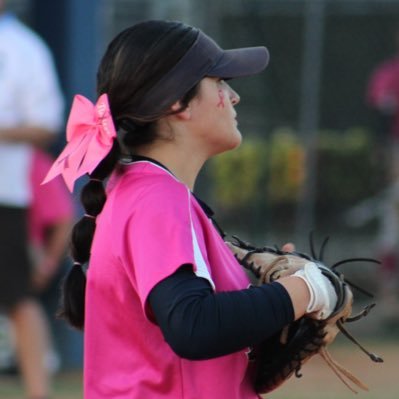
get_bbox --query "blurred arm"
[32,218,72,292]
[0,126,56,146]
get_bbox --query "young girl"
[44,20,337,399]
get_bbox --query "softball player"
[44,20,337,398]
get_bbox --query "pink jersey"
[29,149,74,245]
[84,161,260,399]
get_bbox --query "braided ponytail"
[58,141,120,329]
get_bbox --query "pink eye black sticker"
[217,89,225,108]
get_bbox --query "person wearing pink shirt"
[367,30,399,183]
[366,29,399,324]
[29,149,74,291]
[367,30,399,144]
[44,20,338,398]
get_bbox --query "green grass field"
[0,340,397,399]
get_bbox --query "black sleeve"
[148,265,294,360]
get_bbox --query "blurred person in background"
[367,26,399,180]
[28,149,73,297]
[366,25,399,325]
[0,1,70,398]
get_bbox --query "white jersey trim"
[187,188,216,290]
[120,159,180,183]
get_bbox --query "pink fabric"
[367,57,399,137]
[42,94,117,192]
[29,149,74,245]
[84,162,259,399]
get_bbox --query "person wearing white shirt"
[0,1,64,398]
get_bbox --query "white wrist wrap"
[294,262,337,320]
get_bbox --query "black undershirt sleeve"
[148,265,294,360]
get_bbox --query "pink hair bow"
[42,94,117,192]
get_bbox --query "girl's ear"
[170,101,192,121]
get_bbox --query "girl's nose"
[229,87,240,106]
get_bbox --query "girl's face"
[189,77,241,156]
